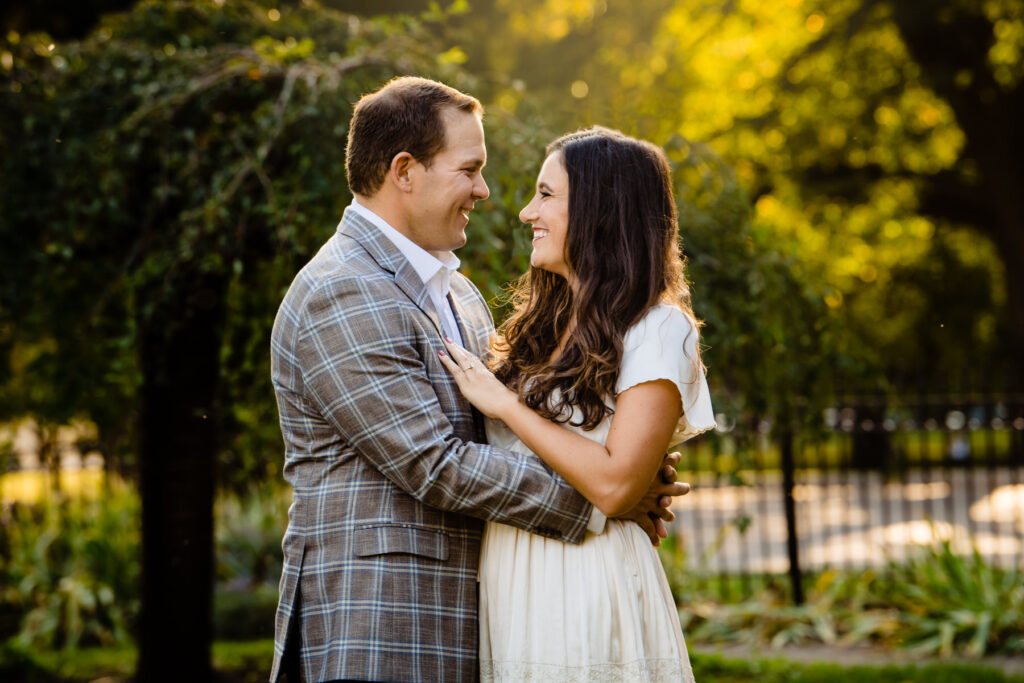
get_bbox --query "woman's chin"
[530,261,569,281]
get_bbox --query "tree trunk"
[987,214,1024,390]
[136,268,225,683]
[892,1,1024,390]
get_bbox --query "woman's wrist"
[495,387,522,422]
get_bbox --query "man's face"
[405,108,489,252]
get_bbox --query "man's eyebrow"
[462,157,486,169]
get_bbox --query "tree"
[0,0,886,672]
[0,0,506,676]
[1,0,135,40]
[889,0,1023,387]
[443,0,1021,395]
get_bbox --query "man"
[270,76,686,682]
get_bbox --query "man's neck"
[354,192,409,240]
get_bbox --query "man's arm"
[297,276,592,543]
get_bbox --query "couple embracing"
[270,76,714,683]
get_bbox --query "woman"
[439,126,714,681]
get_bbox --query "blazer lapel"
[394,261,445,338]
[336,207,445,339]
[447,291,484,357]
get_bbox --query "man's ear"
[389,152,416,193]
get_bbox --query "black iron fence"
[669,393,1024,602]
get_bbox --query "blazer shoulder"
[280,238,404,326]
[307,233,393,283]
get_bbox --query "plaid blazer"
[269,208,592,683]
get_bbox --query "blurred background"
[1,0,1022,680]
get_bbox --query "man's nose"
[473,173,489,200]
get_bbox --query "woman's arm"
[439,340,682,518]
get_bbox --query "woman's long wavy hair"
[490,126,703,430]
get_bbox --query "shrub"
[877,541,1024,657]
[662,533,1024,657]
[0,478,140,650]
[214,484,288,588]
[1,477,291,650]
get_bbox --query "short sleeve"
[615,304,716,444]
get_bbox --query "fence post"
[780,427,804,604]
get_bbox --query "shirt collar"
[348,199,459,290]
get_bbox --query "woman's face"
[520,151,570,279]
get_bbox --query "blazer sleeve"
[295,275,592,544]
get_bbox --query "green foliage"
[0,639,137,682]
[0,638,273,682]
[876,542,1024,657]
[212,483,288,640]
[0,640,67,683]
[214,483,288,587]
[0,0,882,492]
[690,653,1024,683]
[444,0,1021,392]
[0,0,523,486]
[660,535,1024,657]
[213,584,278,640]
[0,478,290,651]
[212,638,276,677]
[0,483,140,650]
[665,135,841,421]
[3,639,1023,683]
[0,0,863,487]
[0,0,618,488]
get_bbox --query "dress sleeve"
[615,305,716,444]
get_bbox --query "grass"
[0,639,276,682]
[690,653,1024,682]
[0,640,134,682]
[3,640,1023,682]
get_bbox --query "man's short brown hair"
[345,76,483,197]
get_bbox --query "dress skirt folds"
[478,304,714,682]
[479,518,696,682]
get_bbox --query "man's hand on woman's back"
[615,451,690,545]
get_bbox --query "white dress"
[479,304,716,682]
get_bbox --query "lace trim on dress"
[481,657,696,683]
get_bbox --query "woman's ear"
[389,151,416,193]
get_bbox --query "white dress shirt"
[348,199,464,346]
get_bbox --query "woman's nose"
[519,197,537,224]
